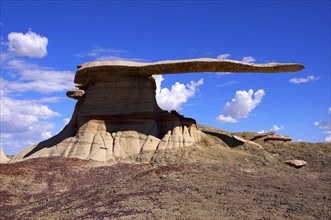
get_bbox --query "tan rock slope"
[0,148,10,163]
[11,58,304,163]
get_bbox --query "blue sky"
[1,1,330,155]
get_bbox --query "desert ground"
[1,125,330,220]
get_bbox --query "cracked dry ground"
[0,138,330,219]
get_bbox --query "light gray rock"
[265,135,292,142]
[66,89,85,100]
[233,135,263,149]
[285,160,307,168]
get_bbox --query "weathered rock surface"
[265,135,292,142]
[233,135,263,149]
[11,58,304,163]
[75,58,304,84]
[66,89,85,99]
[11,75,201,163]
[285,159,307,168]
[251,131,276,140]
[0,148,10,163]
[12,120,201,163]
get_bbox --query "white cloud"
[2,59,74,94]
[63,118,71,125]
[216,72,232,76]
[216,54,255,63]
[35,97,63,103]
[314,107,331,129]
[215,54,255,75]
[217,89,265,123]
[324,130,331,142]
[314,120,331,129]
[217,115,238,123]
[78,47,126,57]
[259,125,285,134]
[0,30,72,153]
[216,81,238,88]
[0,52,13,64]
[289,75,320,84]
[314,107,331,142]
[154,75,204,111]
[242,56,256,63]
[217,54,231,60]
[270,125,285,132]
[7,30,48,58]
[0,92,59,151]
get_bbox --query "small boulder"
[265,135,292,142]
[66,89,85,100]
[285,159,307,168]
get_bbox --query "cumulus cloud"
[0,92,60,151]
[289,75,319,84]
[153,75,203,111]
[242,56,256,63]
[0,30,72,153]
[2,59,74,94]
[258,125,285,133]
[1,93,60,132]
[7,30,48,58]
[270,125,284,132]
[217,54,231,60]
[324,131,331,142]
[321,130,331,142]
[217,89,265,123]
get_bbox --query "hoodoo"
[11,58,304,163]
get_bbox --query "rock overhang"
[10,57,305,163]
[74,58,305,84]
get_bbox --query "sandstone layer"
[11,58,304,163]
[0,148,10,163]
[75,58,304,84]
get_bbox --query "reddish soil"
[0,129,330,219]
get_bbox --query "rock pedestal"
[11,58,304,163]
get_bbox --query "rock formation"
[11,58,304,163]
[0,148,10,163]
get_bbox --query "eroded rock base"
[11,120,201,164]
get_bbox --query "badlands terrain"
[1,125,330,220]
